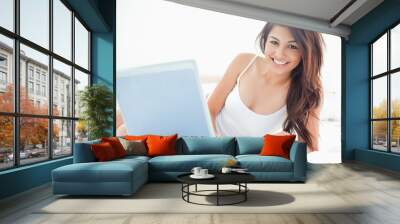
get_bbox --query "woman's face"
[263,26,302,75]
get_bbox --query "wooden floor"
[1,162,400,224]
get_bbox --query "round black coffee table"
[177,173,255,206]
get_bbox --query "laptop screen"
[117,60,215,136]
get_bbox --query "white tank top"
[216,55,287,137]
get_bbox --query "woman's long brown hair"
[257,23,324,148]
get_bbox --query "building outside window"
[35,70,40,81]
[54,89,58,102]
[0,71,6,84]
[0,54,7,67]
[36,83,40,95]
[41,85,46,97]
[28,67,34,80]
[0,54,7,89]
[28,81,34,94]
[41,73,46,83]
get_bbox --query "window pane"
[20,44,49,115]
[372,121,387,151]
[391,120,400,153]
[75,18,89,69]
[372,77,387,119]
[0,116,13,170]
[0,0,14,31]
[20,0,49,49]
[53,59,72,117]
[53,119,72,157]
[391,72,400,118]
[20,117,49,165]
[75,120,88,143]
[0,34,14,112]
[53,0,72,60]
[391,24,400,70]
[372,33,387,76]
[74,69,89,118]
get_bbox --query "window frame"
[370,20,400,154]
[0,0,92,171]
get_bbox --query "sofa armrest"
[289,141,307,181]
[73,140,100,163]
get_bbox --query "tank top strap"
[237,54,259,84]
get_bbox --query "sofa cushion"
[177,137,235,155]
[115,155,150,163]
[118,138,147,156]
[260,134,296,159]
[236,155,293,172]
[235,137,263,155]
[53,158,148,183]
[147,134,178,157]
[124,135,149,141]
[124,135,151,150]
[91,142,118,161]
[148,154,235,172]
[101,137,127,158]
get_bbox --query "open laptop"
[117,60,215,137]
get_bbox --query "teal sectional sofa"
[52,136,307,196]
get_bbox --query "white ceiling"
[166,0,384,38]
[228,0,353,22]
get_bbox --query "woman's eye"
[269,40,279,45]
[288,44,298,50]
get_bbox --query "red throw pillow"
[124,135,149,141]
[101,137,127,158]
[259,134,296,159]
[91,142,117,161]
[146,134,178,157]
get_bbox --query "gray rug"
[37,183,362,214]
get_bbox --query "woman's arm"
[306,105,322,152]
[207,53,255,134]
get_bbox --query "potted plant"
[79,84,114,140]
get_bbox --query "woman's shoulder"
[234,52,257,64]
[229,53,258,72]
[220,53,258,83]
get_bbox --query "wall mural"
[116,0,341,163]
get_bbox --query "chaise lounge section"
[52,136,307,196]
[52,140,149,195]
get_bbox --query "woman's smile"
[272,57,289,65]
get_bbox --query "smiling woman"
[207,23,324,151]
